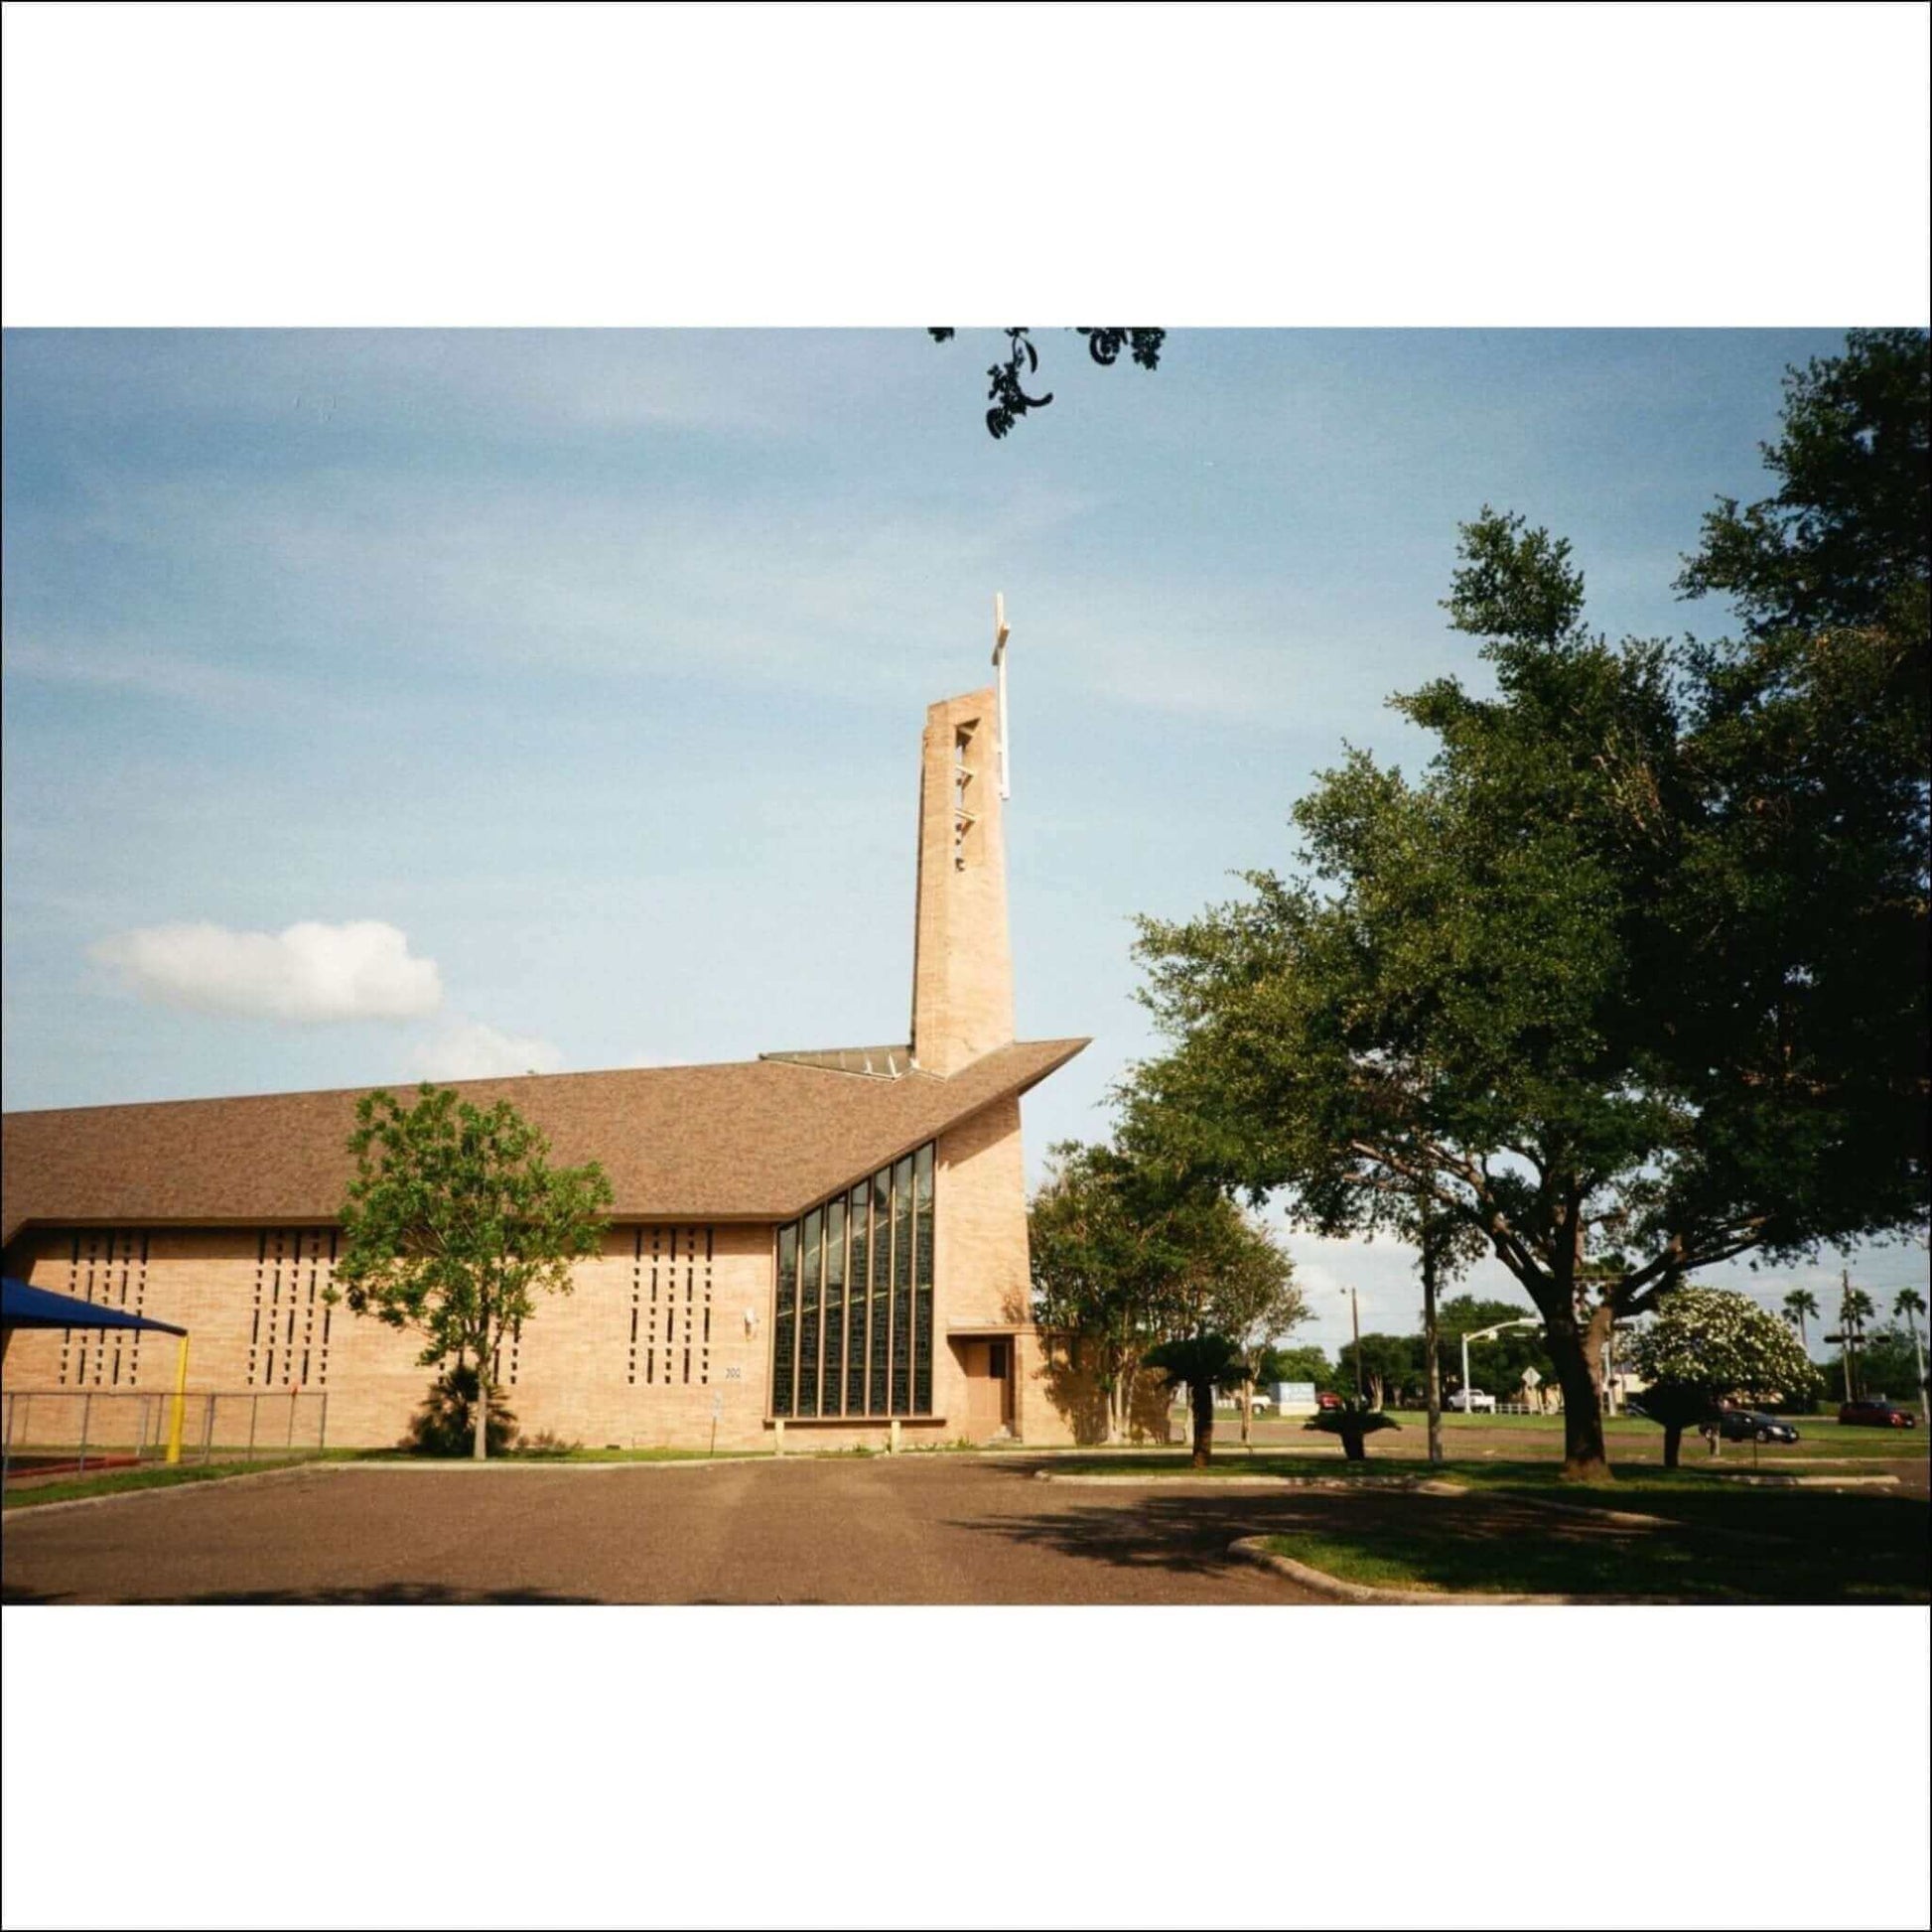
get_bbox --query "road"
[2,1456,1344,1605]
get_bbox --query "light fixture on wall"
[744,1308,759,1338]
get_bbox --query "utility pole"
[1844,1268,1857,1402]
[1343,1286,1363,1403]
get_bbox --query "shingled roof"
[0,1037,1087,1247]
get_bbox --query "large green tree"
[1436,1296,1558,1405]
[332,1083,615,1459]
[1129,337,1927,1481]
[1335,1330,1417,1411]
[1824,1320,1920,1409]
[1256,1341,1332,1389]
[1670,329,1930,1234]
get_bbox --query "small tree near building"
[332,1083,615,1459]
[1144,1332,1249,1467]
[1029,1141,1303,1445]
[1629,1287,1818,1467]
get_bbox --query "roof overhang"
[1,1036,1091,1246]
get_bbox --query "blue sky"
[4,327,1925,1357]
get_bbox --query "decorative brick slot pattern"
[628,1226,716,1386]
[492,1318,523,1387]
[248,1228,337,1388]
[57,1230,149,1386]
[771,1142,934,1419]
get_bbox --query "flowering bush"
[1629,1287,1818,1465]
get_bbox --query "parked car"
[1314,1390,1344,1411]
[1448,1389,1497,1413]
[1246,1393,1274,1413]
[1838,1398,1919,1429]
[1709,1409,1800,1444]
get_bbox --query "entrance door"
[963,1339,1014,1437]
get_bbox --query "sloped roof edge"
[1,1038,1089,1246]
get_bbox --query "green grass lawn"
[1263,1485,1930,1603]
[1252,1463,1929,1602]
[2,1456,319,1511]
[1221,1411,1926,1462]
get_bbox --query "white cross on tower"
[991,592,1013,801]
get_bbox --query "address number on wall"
[725,1367,742,1380]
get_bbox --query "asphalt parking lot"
[1,1455,1348,1605]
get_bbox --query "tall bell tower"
[908,685,1015,1076]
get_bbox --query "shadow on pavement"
[947,1484,1610,1579]
[7,1581,605,1606]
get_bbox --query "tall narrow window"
[869,1167,893,1412]
[845,1182,871,1415]
[821,1195,847,1417]
[912,1142,935,1415]
[768,1144,936,1422]
[771,1222,797,1418]
[890,1155,914,1414]
[797,1208,822,1418]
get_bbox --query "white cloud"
[90,919,442,1022]
[407,1020,566,1081]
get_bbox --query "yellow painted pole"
[165,1334,190,1465]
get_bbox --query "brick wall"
[3,1104,1089,1451]
[5,1224,781,1452]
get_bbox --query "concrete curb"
[333,1456,750,1471]
[1,1459,327,1522]
[1700,1471,1901,1488]
[1226,1536,1663,1605]
[1494,1493,1678,1529]
[2,1456,764,1517]
[1033,1469,1469,1493]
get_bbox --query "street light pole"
[1343,1287,1363,1402]
[1456,1318,1541,1416]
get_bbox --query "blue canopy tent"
[3,1275,187,1338]
[3,1276,192,1480]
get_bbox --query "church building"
[0,680,1087,1451]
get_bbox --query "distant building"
[1,681,1087,1450]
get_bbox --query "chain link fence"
[2,1389,329,1485]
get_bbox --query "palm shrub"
[404,1362,519,1457]
[1303,1401,1400,1461]
[1144,1332,1248,1466]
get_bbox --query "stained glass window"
[890,1155,914,1415]
[822,1195,847,1417]
[845,1182,871,1415]
[912,1142,935,1414]
[797,1207,822,1418]
[869,1166,893,1413]
[770,1143,936,1420]
[771,1221,797,1418]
